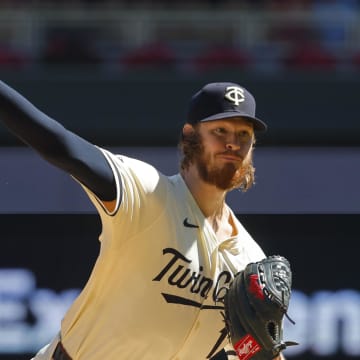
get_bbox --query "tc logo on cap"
[224,86,245,106]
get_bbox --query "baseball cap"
[187,82,267,132]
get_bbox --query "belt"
[52,341,72,360]
[52,341,236,360]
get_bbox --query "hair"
[178,123,256,191]
[178,123,202,172]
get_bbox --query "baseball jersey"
[41,149,266,359]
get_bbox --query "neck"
[181,166,237,240]
[181,167,228,218]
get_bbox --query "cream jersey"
[50,150,265,359]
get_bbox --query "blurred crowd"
[0,0,357,8]
[0,0,360,72]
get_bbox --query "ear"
[182,123,195,137]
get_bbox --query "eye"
[237,130,252,141]
[213,127,227,135]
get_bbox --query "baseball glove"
[223,255,298,359]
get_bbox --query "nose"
[226,143,240,151]
[225,134,241,151]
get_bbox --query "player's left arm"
[275,354,285,360]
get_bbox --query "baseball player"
[0,80,285,360]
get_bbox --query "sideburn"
[179,126,203,171]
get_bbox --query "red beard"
[195,151,248,191]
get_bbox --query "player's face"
[194,118,255,190]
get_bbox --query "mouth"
[218,153,243,162]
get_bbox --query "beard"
[195,150,251,191]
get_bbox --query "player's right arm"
[0,80,117,208]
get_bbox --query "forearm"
[274,353,286,360]
[0,80,116,200]
[0,80,70,152]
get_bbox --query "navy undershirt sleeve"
[0,80,117,201]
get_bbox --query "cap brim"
[200,111,267,132]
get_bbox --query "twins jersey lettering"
[36,150,265,360]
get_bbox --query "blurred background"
[0,1,359,359]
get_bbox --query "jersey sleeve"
[79,148,168,223]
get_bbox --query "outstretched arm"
[0,80,116,202]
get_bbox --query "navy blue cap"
[187,82,267,132]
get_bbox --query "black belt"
[52,341,72,360]
[52,341,237,360]
[210,349,237,359]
